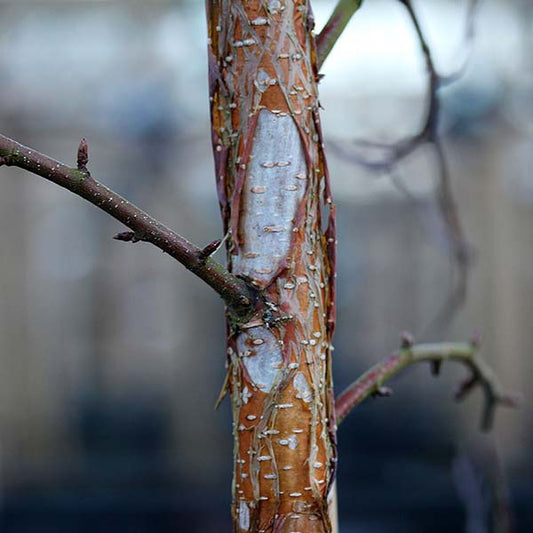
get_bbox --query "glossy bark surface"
[207,1,337,531]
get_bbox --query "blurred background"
[0,0,531,531]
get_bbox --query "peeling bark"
[207,1,337,531]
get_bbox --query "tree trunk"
[207,1,337,531]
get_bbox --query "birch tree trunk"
[207,1,338,531]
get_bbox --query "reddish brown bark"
[207,1,337,531]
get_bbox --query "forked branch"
[0,134,256,315]
[329,0,479,332]
[335,333,520,431]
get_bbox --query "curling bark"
[207,1,338,531]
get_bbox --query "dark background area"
[0,0,532,531]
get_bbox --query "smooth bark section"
[0,133,255,314]
[335,341,519,430]
[236,326,283,392]
[234,110,307,287]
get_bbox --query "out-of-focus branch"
[316,0,364,69]
[332,0,481,162]
[440,0,482,86]
[453,439,514,533]
[0,134,257,315]
[331,0,478,331]
[335,333,520,430]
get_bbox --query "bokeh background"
[0,0,532,531]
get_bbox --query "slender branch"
[0,133,257,315]
[330,0,475,331]
[330,0,441,170]
[439,0,482,87]
[332,0,478,165]
[316,0,479,73]
[316,0,364,69]
[335,333,520,431]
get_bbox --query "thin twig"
[335,333,520,430]
[0,134,256,315]
[332,0,441,171]
[439,0,482,87]
[331,0,476,331]
[316,0,364,69]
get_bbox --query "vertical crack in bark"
[207,1,337,531]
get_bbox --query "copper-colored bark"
[207,1,337,531]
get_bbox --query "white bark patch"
[256,68,271,90]
[268,0,282,14]
[279,435,299,450]
[287,435,299,450]
[239,501,250,531]
[293,372,313,403]
[236,326,282,392]
[241,386,252,404]
[235,110,307,287]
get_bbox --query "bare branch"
[439,0,482,86]
[0,133,257,315]
[332,0,440,170]
[316,0,364,70]
[335,334,520,431]
[315,0,479,74]
[331,0,476,329]
[332,0,481,164]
